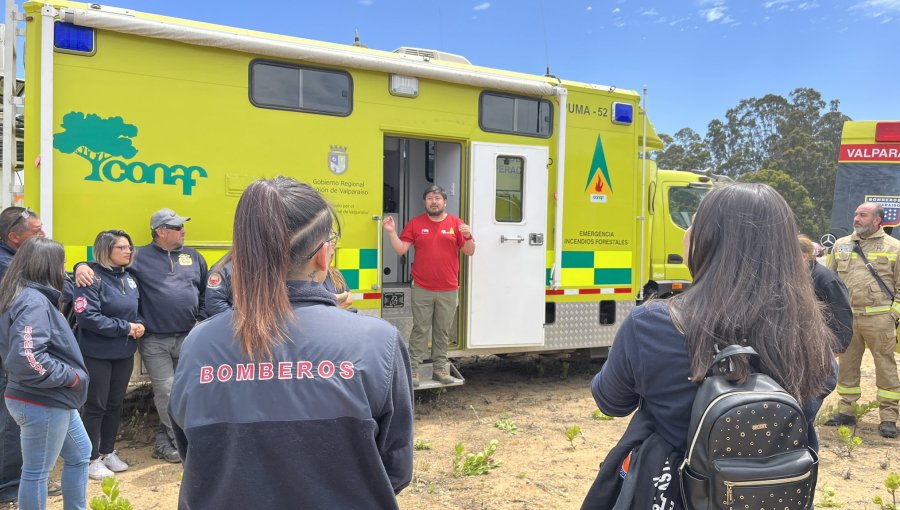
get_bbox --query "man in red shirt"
[383,185,475,387]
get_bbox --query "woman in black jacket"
[0,237,90,510]
[73,230,144,480]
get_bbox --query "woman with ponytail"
[169,177,413,510]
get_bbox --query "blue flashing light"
[54,22,95,54]
[612,102,634,125]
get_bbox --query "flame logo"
[595,174,604,193]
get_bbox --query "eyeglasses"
[162,225,184,231]
[305,231,339,259]
[113,244,134,252]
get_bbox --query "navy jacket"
[0,243,14,283]
[73,263,141,360]
[810,262,853,353]
[169,281,413,510]
[131,243,207,335]
[0,282,88,409]
[593,301,825,453]
[203,262,232,317]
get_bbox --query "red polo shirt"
[399,214,468,291]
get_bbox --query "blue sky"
[17,0,900,137]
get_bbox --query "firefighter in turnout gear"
[825,202,900,438]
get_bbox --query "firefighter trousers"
[836,313,900,422]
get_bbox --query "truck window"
[496,156,524,222]
[479,92,552,138]
[249,60,352,116]
[669,187,707,229]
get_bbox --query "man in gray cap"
[75,208,207,463]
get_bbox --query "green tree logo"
[53,112,138,181]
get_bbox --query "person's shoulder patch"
[208,272,222,288]
[74,296,88,314]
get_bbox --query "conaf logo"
[53,112,207,196]
[584,134,613,196]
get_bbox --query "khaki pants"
[836,313,900,422]
[409,284,458,373]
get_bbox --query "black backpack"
[679,345,818,510]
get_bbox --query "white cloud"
[852,0,900,17]
[642,8,659,15]
[703,6,726,21]
[358,0,373,5]
[764,0,819,11]
[668,16,690,25]
[586,5,593,11]
[473,2,491,11]
[612,7,621,13]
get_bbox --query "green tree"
[738,169,817,235]
[655,128,711,172]
[53,112,138,181]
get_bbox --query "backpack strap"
[708,345,759,374]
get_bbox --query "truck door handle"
[501,235,525,243]
[667,254,683,264]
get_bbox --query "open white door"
[467,142,548,347]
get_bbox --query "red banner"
[840,144,900,162]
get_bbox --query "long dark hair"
[231,177,339,360]
[672,183,835,402]
[0,237,66,314]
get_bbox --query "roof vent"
[393,47,471,65]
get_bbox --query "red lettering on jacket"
[258,363,274,380]
[235,363,255,381]
[216,364,233,383]
[296,361,313,379]
[278,362,293,380]
[200,366,214,384]
[339,361,355,379]
[318,360,335,379]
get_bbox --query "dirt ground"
[45,352,900,509]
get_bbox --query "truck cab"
[645,168,711,299]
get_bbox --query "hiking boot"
[411,372,420,388]
[152,443,181,464]
[89,458,115,481]
[823,413,856,427]
[432,368,455,385]
[101,450,129,472]
[880,421,898,438]
[47,480,61,497]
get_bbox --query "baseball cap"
[150,208,191,229]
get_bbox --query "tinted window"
[480,92,552,138]
[250,61,352,116]
[496,156,524,223]
[669,187,708,229]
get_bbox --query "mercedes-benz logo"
[820,233,837,248]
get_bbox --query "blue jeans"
[0,371,22,503]
[4,398,90,510]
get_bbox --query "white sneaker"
[88,458,115,480]
[101,451,129,473]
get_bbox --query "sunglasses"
[305,231,339,259]
[10,208,34,230]
[161,225,184,231]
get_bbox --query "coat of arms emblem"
[328,145,349,175]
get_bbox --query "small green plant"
[852,400,880,433]
[453,439,502,476]
[414,438,433,451]
[592,409,613,421]
[89,477,133,510]
[494,415,518,435]
[817,485,843,508]
[873,472,900,510]
[838,425,862,458]
[565,424,583,449]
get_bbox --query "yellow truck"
[1,0,707,386]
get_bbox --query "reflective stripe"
[836,385,862,395]
[867,252,899,260]
[877,389,900,401]
[861,305,891,314]
[892,301,900,314]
